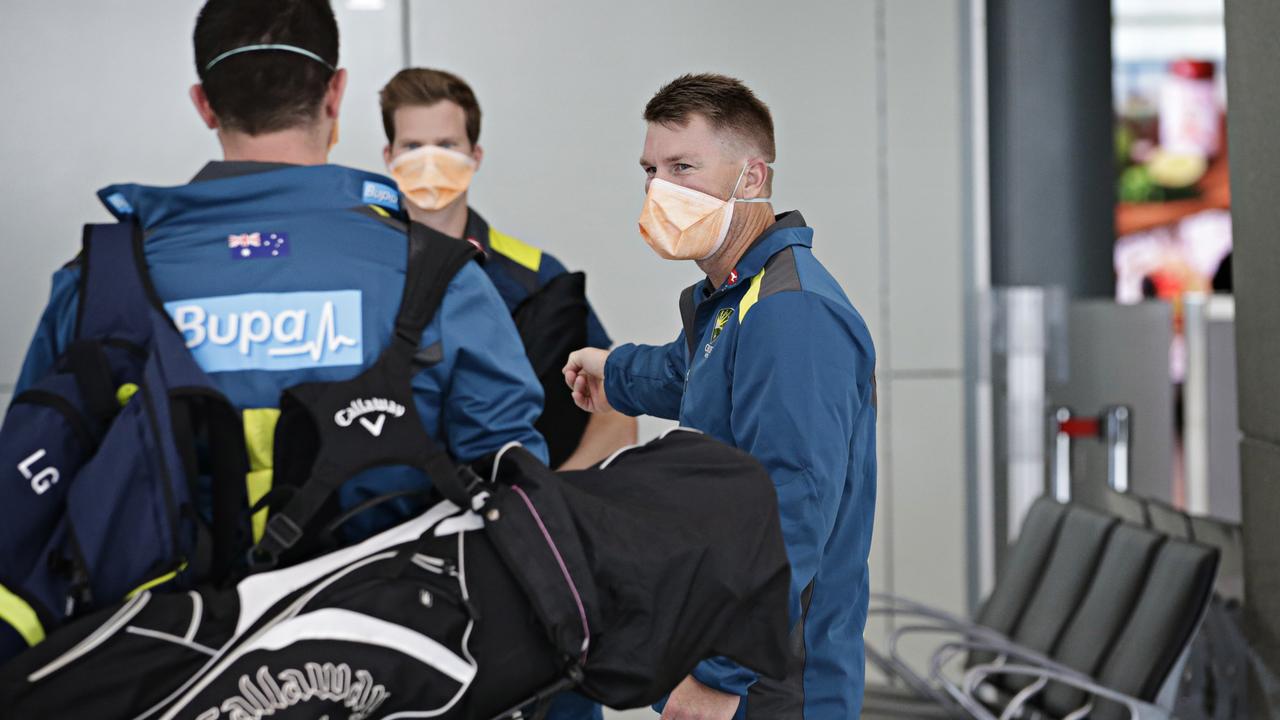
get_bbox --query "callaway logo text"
[194,663,388,720]
[335,397,406,437]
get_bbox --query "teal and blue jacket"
[462,208,611,351]
[14,162,549,538]
[605,212,877,719]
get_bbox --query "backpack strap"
[63,222,157,423]
[391,222,477,353]
[75,222,159,346]
[250,224,479,569]
[386,222,482,507]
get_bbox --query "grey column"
[987,0,1114,298]
[1224,0,1280,673]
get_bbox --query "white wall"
[0,0,979,713]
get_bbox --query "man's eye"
[644,166,657,176]
[439,141,456,149]
[405,142,422,150]
[673,163,692,172]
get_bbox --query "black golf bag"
[0,429,792,719]
[0,225,794,718]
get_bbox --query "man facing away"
[564,74,878,719]
[15,0,549,541]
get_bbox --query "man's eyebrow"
[640,154,695,166]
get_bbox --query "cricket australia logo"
[704,308,735,358]
[334,397,406,437]
[195,662,389,720]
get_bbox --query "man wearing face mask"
[379,68,636,472]
[14,1,549,540]
[564,74,877,720]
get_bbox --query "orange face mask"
[638,163,770,261]
[388,145,476,211]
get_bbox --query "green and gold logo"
[710,308,735,344]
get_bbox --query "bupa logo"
[362,180,400,211]
[165,291,364,373]
[335,397,406,437]
[104,192,133,216]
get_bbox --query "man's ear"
[744,158,771,199]
[383,144,394,168]
[324,68,348,119]
[472,144,484,172]
[190,84,219,130]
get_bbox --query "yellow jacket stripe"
[739,268,766,321]
[488,227,542,272]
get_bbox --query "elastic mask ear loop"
[204,44,335,73]
[730,162,772,204]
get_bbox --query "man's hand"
[562,348,614,414]
[660,676,740,720]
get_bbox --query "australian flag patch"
[228,231,289,260]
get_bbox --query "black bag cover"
[0,503,564,720]
[477,428,793,708]
[0,430,792,717]
[510,271,591,467]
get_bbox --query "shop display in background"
[1114,57,1232,380]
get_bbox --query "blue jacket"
[14,162,549,538]
[605,212,877,719]
[462,208,612,350]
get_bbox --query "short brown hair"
[644,73,776,161]
[379,68,481,145]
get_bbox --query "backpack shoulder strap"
[59,222,155,422]
[74,221,158,345]
[251,224,479,568]
[391,221,481,351]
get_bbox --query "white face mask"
[637,163,770,261]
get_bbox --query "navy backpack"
[0,222,247,662]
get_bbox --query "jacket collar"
[96,162,405,229]
[692,210,811,301]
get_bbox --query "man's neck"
[406,192,470,239]
[219,127,329,166]
[697,202,775,288]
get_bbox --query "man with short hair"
[16,0,548,539]
[378,68,636,471]
[564,74,877,719]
